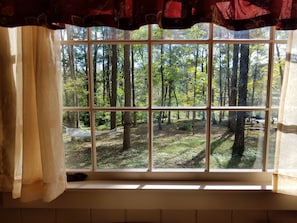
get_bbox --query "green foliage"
[61,25,286,169]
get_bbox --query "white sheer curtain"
[273,30,297,196]
[0,26,66,202]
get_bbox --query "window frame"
[61,24,287,183]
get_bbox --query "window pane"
[214,25,270,39]
[153,111,206,169]
[92,44,148,107]
[210,111,265,169]
[96,111,149,169]
[272,44,287,107]
[60,25,88,41]
[63,111,92,170]
[90,26,148,40]
[152,24,209,40]
[152,44,208,107]
[275,30,289,40]
[212,44,268,107]
[62,44,89,107]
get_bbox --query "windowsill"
[67,180,273,191]
[3,180,297,210]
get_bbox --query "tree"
[229,34,240,132]
[123,31,131,150]
[110,29,118,130]
[229,30,250,167]
[158,31,165,130]
[131,45,137,127]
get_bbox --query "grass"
[64,119,275,170]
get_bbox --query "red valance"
[0,0,297,30]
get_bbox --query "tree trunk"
[217,28,224,123]
[110,30,118,130]
[276,44,284,86]
[192,44,199,133]
[131,45,137,127]
[158,35,165,130]
[167,80,173,125]
[123,31,131,150]
[229,30,250,167]
[228,33,240,132]
[66,26,79,128]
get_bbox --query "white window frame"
[61,24,287,184]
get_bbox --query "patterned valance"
[0,0,297,30]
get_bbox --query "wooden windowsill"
[4,180,297,210]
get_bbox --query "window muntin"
[61,24,287,177]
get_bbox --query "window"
[61,24,288,181]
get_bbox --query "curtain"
[0,0,297,31]
[0,26,66,202]
[273,30,297,196]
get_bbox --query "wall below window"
[1,207,297,223]
[1,188,297,222]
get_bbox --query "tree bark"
[110,30,118,130]
[228,33,240,132]
[229,30,250,167]
[123,31,131,150]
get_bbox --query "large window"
[61,24,287,180]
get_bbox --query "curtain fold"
[0,27,16,193]
[273,30,297,196]
[0,26,66,202]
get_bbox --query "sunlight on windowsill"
[67,180,272,191]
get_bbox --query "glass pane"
[96,111,148,169]
[63,111,92,169]
[272,43,287,106]
[214,25,270,39]
[92,44,148,107]
[152,44,208,107]
[62,44,89,107]
[60,25,88,41]
[90,26,148,40]
[153,111,206,169]
[275,30,289,40]
[210,111,265,169]
[212,44,268,107]
[152,23,209,40]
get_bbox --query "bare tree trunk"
[66,26,79,128]
[110,31,117,130]
[219,45,223,123]
[229,30,250,167]
[202,50,207,121]
[131,45,137,127]
[192,44,199,133]
[158,34,165,130]
[276,44,284,86]
[167,80,173,125]
[123,31,131,150]
[229,34,240,132]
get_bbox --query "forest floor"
[64,119,276,170]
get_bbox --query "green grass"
[64,119,273,170]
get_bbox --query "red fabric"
[0,0,297,30]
